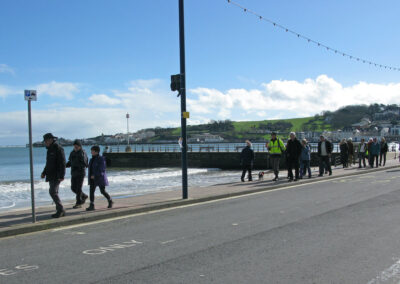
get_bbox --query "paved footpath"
[1,154,399,238]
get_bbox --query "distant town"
[31,103,400,147]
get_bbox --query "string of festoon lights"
[226,0,400,71]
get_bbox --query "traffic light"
[170,74,183,92]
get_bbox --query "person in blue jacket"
[300,139,312,179]
[369,137,381,168]
[86,145,113,211]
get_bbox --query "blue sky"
[1,0,400,145]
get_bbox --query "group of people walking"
[339,137,388,169]
[41,133,113,218]
[240,132,389,182]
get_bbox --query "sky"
[1,0,400,145]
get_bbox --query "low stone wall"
[104,152,342,170]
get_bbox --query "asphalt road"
[1,169,400,284]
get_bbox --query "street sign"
[24,90,37,101]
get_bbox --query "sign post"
[25,90,37,223]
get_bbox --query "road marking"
[63,231,86,235]
[232,223,239,226]
[160,239,177,245]
[82,240,143,255]
[0,264,39,277]
[367,258,400,284]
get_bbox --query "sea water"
[0,145,239,212]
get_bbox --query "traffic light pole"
[179,0,188,199]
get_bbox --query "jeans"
[300,160,311,177]
[89,181,111,204]
[358,152,366,167]
[71,175,87,204]
[370,155,378,168]
[270,155,281,178]
[49,180,63,212]
[379,152,387,166]
[287,158,300,180]
[319,156,332,175]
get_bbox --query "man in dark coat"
[318,135,333,176]
[66,139,89,208]
[240,140,255,182]
[286,132,302,181]
[41,133,66,218]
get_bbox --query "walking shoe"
[308,175,312,179]
[72,203,82,209]
[248,179,253,182]
[293,179,298,182]
[288,179,293,182]
[329,172,332,176]
[51,210,65,218]
[81,194,88,205]
[318,174,323,177]
[108,200,114,209]
[272,177,277,181]
[86,204,95,211]
[241,178,245,182]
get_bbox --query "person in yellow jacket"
[267,132,286,181]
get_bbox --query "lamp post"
[126,113,132,152]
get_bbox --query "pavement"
[0,154,399,239]
[1,159,400,283]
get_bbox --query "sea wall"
[104,152,342,170]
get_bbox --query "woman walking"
[339,139,349,168]
[86,145,113,211]
[300,139,312,179]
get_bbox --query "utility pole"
[179,0,188,199]
[126,113,130,146]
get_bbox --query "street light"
[126,113,132,152]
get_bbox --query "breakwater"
[104,152,342,170]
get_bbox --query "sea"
[0,145,241,212]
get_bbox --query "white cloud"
[0,85,20,98]
[89,94,121,106]
[0,64,15,75]
[188,75,400,118]
[36,81,80,99]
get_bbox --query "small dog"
[258,171,265,180]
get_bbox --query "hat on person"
[43,133,57,141]
[73,139,82,147]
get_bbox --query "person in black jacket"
[339,139,349,168]
[286,132,302,181]
[317,135,333,176]
[379,137,388,166]
[41,133,66,218]
[240,140,254,182]
[66,139,89,209]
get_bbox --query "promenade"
[1,153,399,238]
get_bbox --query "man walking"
[318,135,333,176]
[240,140,254,182]
[370,137,380,168]
[41,133,66,218]
[358,138,367,168]
[347,138,354,167]
[286,132,302,181]
[267,132,286,181]
[379,137,388,166]
[66,139,89,208]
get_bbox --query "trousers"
[71,175,87,204]
[89,181,111,204]
[49,180,63,212]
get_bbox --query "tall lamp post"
[126,113,132,152]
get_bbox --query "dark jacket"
[340,143,349,155]
[42,142,66,182]
[240,146,255,167]
[381,142,388,153]
[347,141,354,155]
[370,142,380,156]
[66,149,88,177]
[88,155,109,187]
[286,138,302,160]
[317,140,333,156]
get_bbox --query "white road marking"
[0,264,39,277]
[82,240,143,255]
[160,239,177,245]
[232,223,239,226]
[367,258,400,284]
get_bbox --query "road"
[1,169,400,283]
